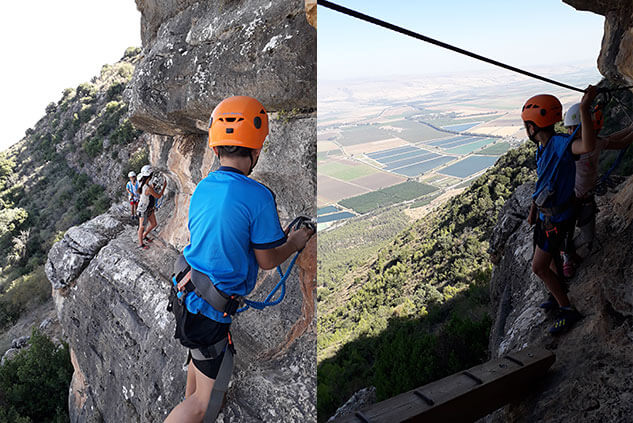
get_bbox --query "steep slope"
[316,143,539,419]
[0,49,147,335]
[46,1,316,422]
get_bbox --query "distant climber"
[563,102,633,258]
[522,86,597,334]
[136,164,166,249]
[126,171,140,219]
[165,96,314,422]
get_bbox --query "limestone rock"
[1,348,19,366]
[45,212,126,289]
[130,0,316,135]
[328,387,377,422]
[486,178,633,422]
[10,335,29,349]
[564,0,633,84]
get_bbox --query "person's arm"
[527,201,537,225]
[254,227,313,270]
[126,183,131,195]
[146,181,166,199]
[571,85,598,155]
[604,123,633,149]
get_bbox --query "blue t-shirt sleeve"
[556,134,574,158]
[251,195,286,249]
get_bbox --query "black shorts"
[533,217,575,254]
[181,311,231,379]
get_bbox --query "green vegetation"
[317,142,538,419]
[122,148,149,178]
[340,181,438,214]
[318,208,410,309]
[0,46,145,423]
[478,141,511,156]
[0,330,73,422]
[123,46,141,59]
[318,161,377,181]
[409,192,441,208]
[318,280,491,420]
[0,48,145,330]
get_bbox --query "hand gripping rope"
[236,216,316,313]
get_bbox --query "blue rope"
[599,146,628,184]
[236,252,300,313]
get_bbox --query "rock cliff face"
[487,180,633,422]
[565,0,633,84]
[486,2,633,420]
[47,0,316,421]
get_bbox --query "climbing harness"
[166,215,314,421]
[317,0,633,94]
[166,277,235,423]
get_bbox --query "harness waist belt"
[174,254,242,316]
[538,195,575,217]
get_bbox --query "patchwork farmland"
[317,84,533,229]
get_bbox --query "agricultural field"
[381,119,447,143]
[445,138,496,155]
[339,181,438,214]
[317,205,339,216]
[393,156,456,177]
[318,159,378,181]
[317,174,370,205]
[441,121,481,132]
[338,125,392,146]
[439,155,499,178]
[317,211,357,224]
[478,141,511,155]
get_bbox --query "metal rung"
[462,370,483,385]
[414,390,435,406]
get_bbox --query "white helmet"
[128,171,136,178]
[139,164,152,178]
[564,103,581,127]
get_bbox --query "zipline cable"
[317,0,633,93]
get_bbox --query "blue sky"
[318,0,605,81]
[0,1,141,151]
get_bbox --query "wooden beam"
[331,347,555,423]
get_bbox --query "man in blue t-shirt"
[522,86,597,335]
[165,96,313,423]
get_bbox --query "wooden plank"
[331,347,555,423]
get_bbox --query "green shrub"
[76,82,96,99]
[106,81,126,101]
[0,329,73,422]
[123,46,141,59]
[82,137,103,158]
[122,148,148,177]
[78,104,96,124]
[111,119,141,145]
[45,102,57,114]
[0,267,50,328]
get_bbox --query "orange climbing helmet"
[521,94,562,128]
[208,96,269,149]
